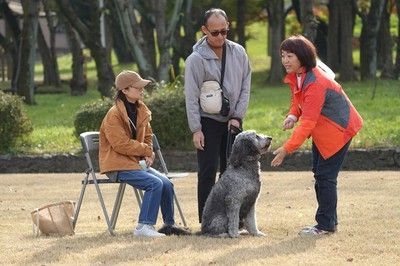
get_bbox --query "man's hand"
[271,146,288,167]
[193,131,205,150]
[228,118,241,131]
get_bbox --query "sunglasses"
[206,27,229,37]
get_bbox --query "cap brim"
[133,79,151,88]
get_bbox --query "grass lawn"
[5,71,398,155]
[1,21,399,155]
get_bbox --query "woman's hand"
[283,116,296,130]
[145,152,155,167]
[271,147,288,167]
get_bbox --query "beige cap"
[115,70,151,90]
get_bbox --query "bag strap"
[220,43,226,89]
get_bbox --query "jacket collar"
[115,99,151,127]
[284,69,317,92]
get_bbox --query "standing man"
[184,8,251,223]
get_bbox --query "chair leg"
[173,193,187,228]
[72,173,89,229]
[110,183,126,231]
[91,172,113,235]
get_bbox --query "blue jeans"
[312,140,351,232]
[117,168,175,226]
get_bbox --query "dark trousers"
[197,117,229,223]
[312,140,351,231]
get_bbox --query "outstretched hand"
[271,147,287,167]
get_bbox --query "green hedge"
[74,98,113,137]
[0,91,33,152]
[146,80,192,150]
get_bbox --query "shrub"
[74,98,113,137]
[146,79,192,150]
[0,91,33,153]
[73,79,192,150]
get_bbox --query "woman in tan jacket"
[99,70,189,237]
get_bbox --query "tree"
[236,0,246,49]
[113,0,184,82]
[55,0,114,98]
[298,0,318,41]
[38,0,61,87]
[357,0,385,80]
[327,0,355,81]
[0,0,20,91]
[63,15,87,96]
[395,0,400,78]
[377,0,395,79]
[15,0,40,104]
[105,1,134,64]
[266,0,285,84]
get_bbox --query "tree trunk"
[113,0,155,78]
[37,24,60,87]
[152,0,184,82]
[327,1,340,71]
[236,0,246,49]
[63,16,87,96]
[337,0,355,81]
[359,0,385,80]
[266,0,285,84]
[299,0,318,41]
[106,0,134,64]
[0,0,21,91]
[55,0,114,98]
[16,0,40,104]
[377,0,395,79]
[42,0,61,87]
[395,0,400,78]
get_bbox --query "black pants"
[197,117,229,223]
[312,140,351,231]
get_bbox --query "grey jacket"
[184,36,251,133]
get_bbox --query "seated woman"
[99,70,190,237]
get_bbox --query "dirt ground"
[0,171,399,265]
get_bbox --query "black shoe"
[158,224,191,236]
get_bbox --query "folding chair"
[72,131,187,236]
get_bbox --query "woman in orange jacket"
[271,35,363,236]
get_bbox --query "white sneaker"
[133,224,166,237]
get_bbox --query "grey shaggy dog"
[201,130,272,238]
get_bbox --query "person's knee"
[150,178,163,191]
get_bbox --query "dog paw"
[255,231,266,237]
[228,232,240,238]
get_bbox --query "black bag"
[220,88,230,117]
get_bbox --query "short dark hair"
[280,35,317,71]
[203,8,228,26]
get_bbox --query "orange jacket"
[283,67,363,159]
[99,99,153,174]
